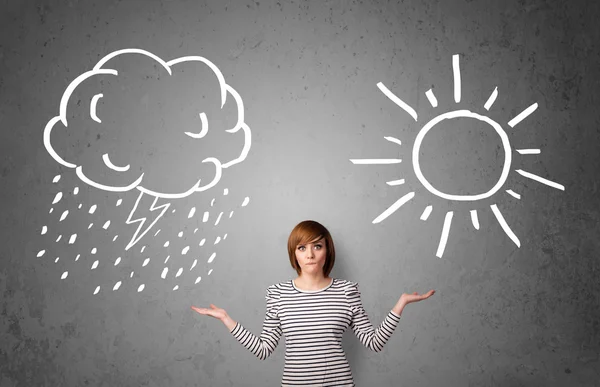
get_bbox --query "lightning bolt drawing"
[125,191,171,251]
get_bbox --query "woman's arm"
[192,285,283,360]
[346,283,435,352]
[346,283,402,352]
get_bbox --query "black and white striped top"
[230,278,402,386]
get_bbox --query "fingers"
[191,306,205,314]
[191,306,213,316]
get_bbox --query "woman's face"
[295,237,327,275]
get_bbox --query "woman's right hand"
[191,304,229,321]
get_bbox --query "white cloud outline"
[43,48,251,200]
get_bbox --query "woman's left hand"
[399,289,435,306]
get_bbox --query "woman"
[192,220,435,386]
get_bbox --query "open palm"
[191,304,228,321]
[400,290,435,305]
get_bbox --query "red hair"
[287,220,336,276]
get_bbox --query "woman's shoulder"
[265,279,292,293]
[334,278,357,288]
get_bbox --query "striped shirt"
[230,278,402,386]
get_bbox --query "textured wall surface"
[1,0,599,386]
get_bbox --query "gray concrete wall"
[1,0,599,386]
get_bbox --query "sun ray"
[470,210,479,230]
[506,189,521,199]
[372,192,415,224]
[508,102,538,128]
[515,169,565,190]
[420,205,433,221]
[490,204,520,247]
[386,179,405,186]
[425,89,438,107]
[436,211,453,258]
[452,54,461,103]
[376,82,418,121]
[516,149,541,154]
[350,159,402,165]
[383,136,402,146]
[484,87,498,111]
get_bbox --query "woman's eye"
[315,245,322,249]
[298,246,305,251]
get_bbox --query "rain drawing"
[39,48,252,293]
[350,54,565,258]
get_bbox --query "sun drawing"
[350,54,565,258]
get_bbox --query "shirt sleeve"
[230,285,283,360]
[345,282,401,352]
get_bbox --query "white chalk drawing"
[351,54,565,258]
[40,48,252,294]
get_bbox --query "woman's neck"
[294,274,331,290]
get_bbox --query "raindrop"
[113,235,118,241]
[52,175,61,183]
[61,271,68,280]
[49,208,54,214]
[91,248,97,254]
[140,245,146,253]
[223,234,228,240]
[89,204,97,214]
[171,208,176,213]
[223,188,229,195]
[188,207,196,218]
[59,210,69,221]
[214,212,223,226]
[37,250,45,257]
[55,235,62,242]
[164,255,170,263]
[55,257,60,263]
[199,238,206,246]
[182,246,190,255]
[208,269,213,275]
[68,234,77,244]
[210,198,215,207]
[178,231,183,237]
[194,228,198,233]
[195,277,201,284]
[190,259,197,270]
[142,258,150,267]
[91,260,98,269]
[73,187,79,195]
[161,267,168,279]
[208,252,216,264]
[173,285,179,291]
[115,257,121,266]
[113,281,121,291]
[176,268,183,277]
[202,212,209,222]
[137,284,145,292]
[163,241,170,247]
[75,254,80,261]
[41,226,47,235]
[102,220,110,229]
[154,229,161,236]
[88,223,93,229]
[78,204,82,209]
[93,286,100,295]
[52,192,63,205]
[229,211,234,218]
[130,271,134,278]
[242,197,250,206]
[116,198,122,206]
[214,236,221,244]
